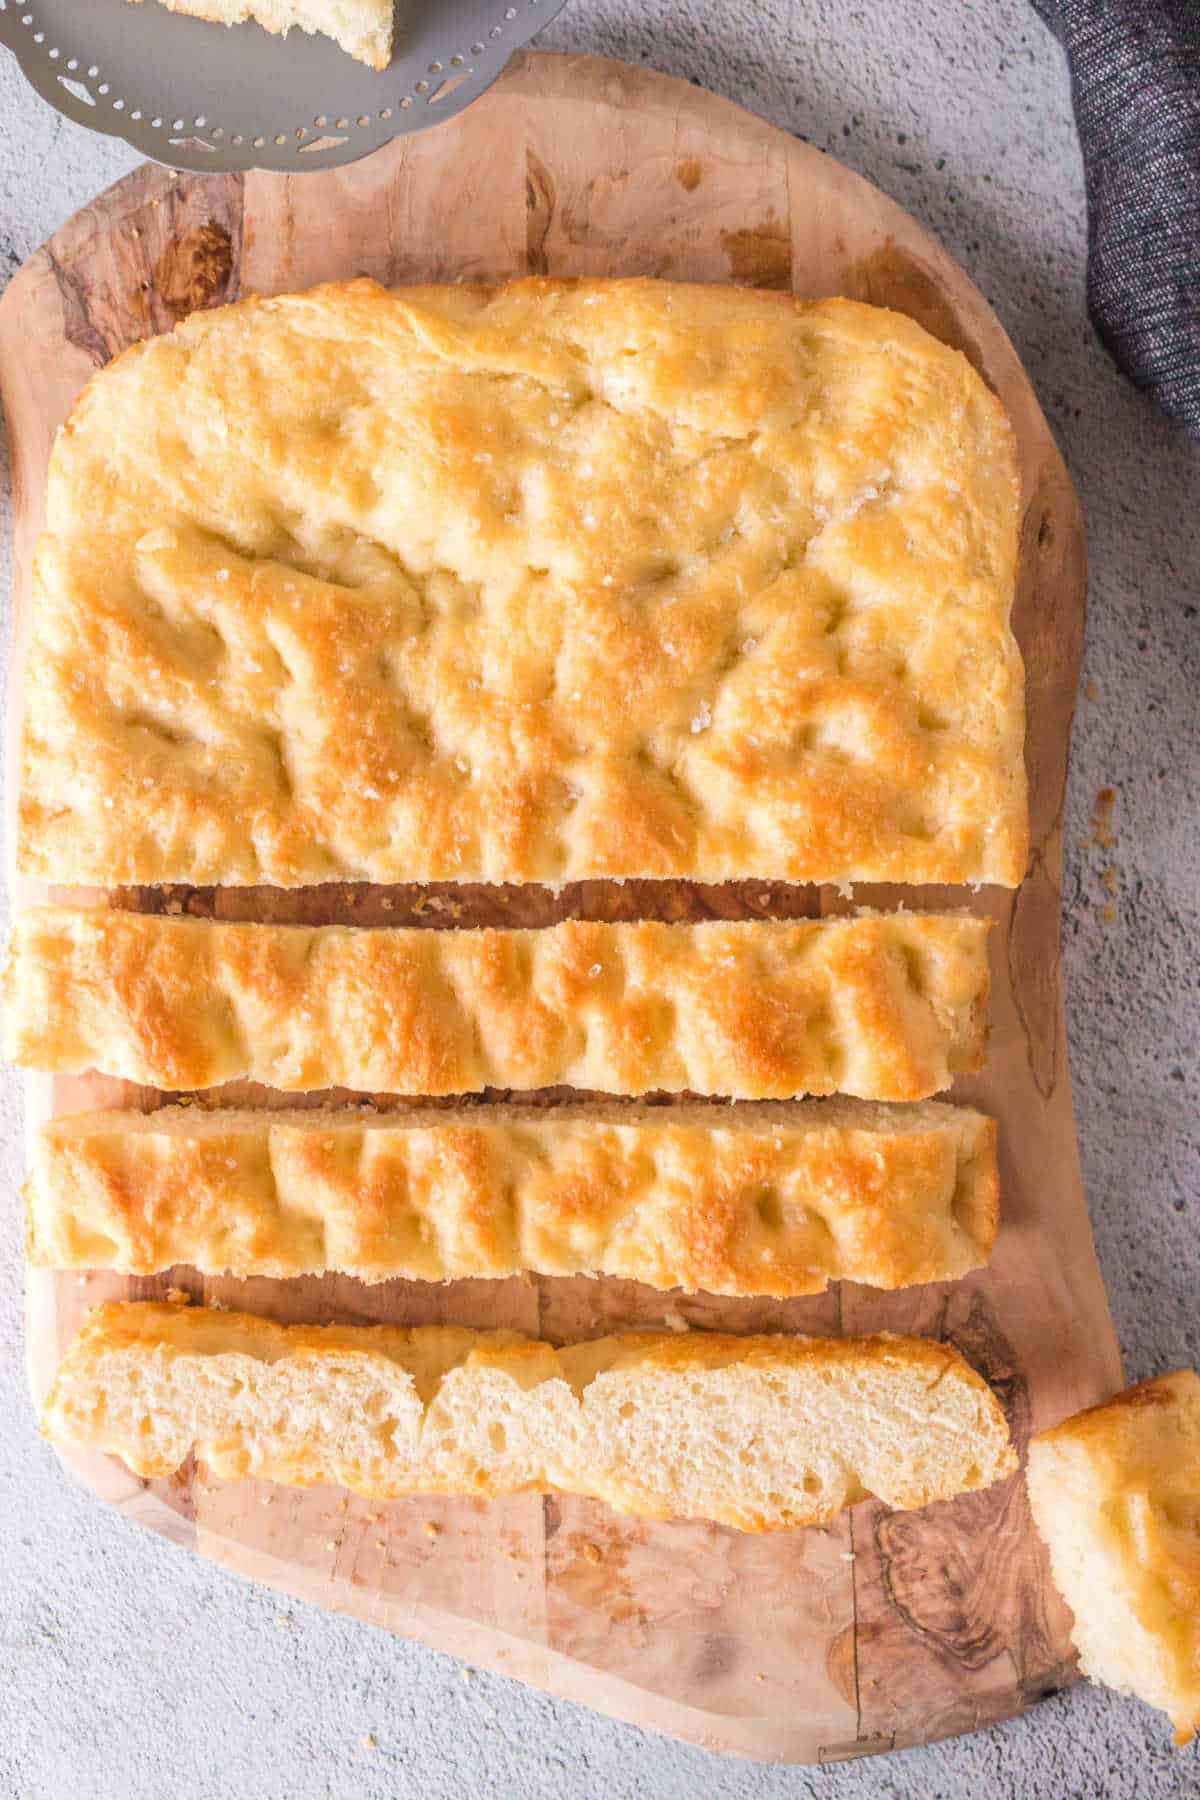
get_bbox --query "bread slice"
[26,1099,999,1296]
[42,1303,1016,1530]
[129,0,393,69]
[1026,1371,1200,1744]
[25,1097,999,1294]
[3,907,990,1101]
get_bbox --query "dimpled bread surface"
[18,278,1026,890]
[3,908,991,1100]
[24,1098,1000,1294]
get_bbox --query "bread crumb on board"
[1091,786,1117,849]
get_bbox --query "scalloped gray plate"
[0,0,568,172]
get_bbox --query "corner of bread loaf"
[1027,1374,1200,1742]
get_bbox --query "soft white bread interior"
[129,0,393,69]
[1026,1370,1200,1744]
[43,1303,1017,1532]
[25,1098,1000,1297]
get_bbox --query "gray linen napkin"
[1034,0,1200,436]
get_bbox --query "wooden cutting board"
[1,50,1121,1764]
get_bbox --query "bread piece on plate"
[3,907,991,1101]
[18,277,1026,890]
[128,0,393,69]
[42,1303,1017,1530]
[1027,1370,1200,1744]
[25,1098,1000,1295]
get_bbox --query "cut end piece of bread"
[1026,1370,1200,1745]
[131,0,393,70]
[43,1302,1016,1532]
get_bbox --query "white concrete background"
[0,2,1197,1795]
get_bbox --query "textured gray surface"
[0,2,1197,1796]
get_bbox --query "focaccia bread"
[3,907,991,1100]
[25,1098,999,1295]
[128,0,393,68]
[42,1302,1017,1530]
[18,277,1026,890]
[1027,1371,1200,1744]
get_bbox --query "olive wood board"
[0,50,1121,1764]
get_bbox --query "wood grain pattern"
[0,51,1121,1764]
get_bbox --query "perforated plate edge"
[0,0,569,172]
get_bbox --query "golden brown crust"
[54,1298,983,1377]
[55,1299,507,1371]
[1035,1370,1194,1447]
[42,1302,1016,1529]
[18,277,1026,890]
[3,906,991,1099]
[25,1098,999,1295]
